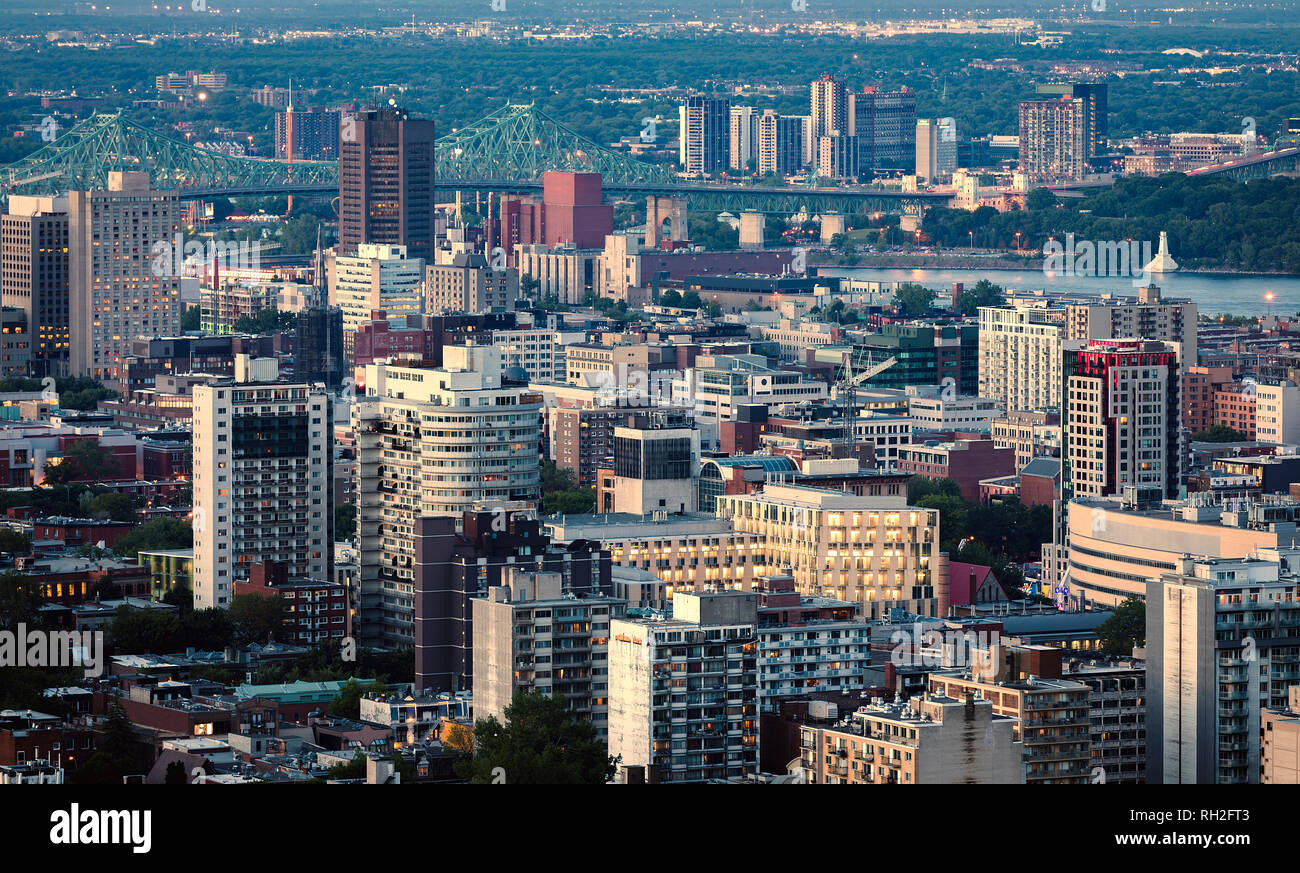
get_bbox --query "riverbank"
[810,251,1300,278]
[811,266,1300,317]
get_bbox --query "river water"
[815,266,1300,318]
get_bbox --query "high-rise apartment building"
[729,106,760,172]
[1018,96,1088,182]
[492,326,561,384]
[337,106,436,261]
[1058,284,1197,365]
[816,134,860,181]
[354,348,543,646]
[978,304,1067,413]
[1061,339,1184,504]
[327,243,424,360]
[410,512,611,688]
[848,86,917,172]
[757,111,804,177]
[276,105,342,161]
[810,75,848,144]
[473,569,627,742]
[68,171,183,385]
[1146,557,1300,784]
[1,195,69,378]
[680,95,731,176]
[191,379,333,610]
[716,483,943,620]
[915,118,957,183]
[425,252,519,315]
[607,590,760,783]
[1036,82,1108,157]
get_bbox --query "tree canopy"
[457,690,618,785]
[1096,597,1146,655]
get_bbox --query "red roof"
[948,561,996,607]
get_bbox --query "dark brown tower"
[338,105,437,261]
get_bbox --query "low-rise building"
[927,671,1092,784]
[1261,685,1300,784]
[798,693,1024,784]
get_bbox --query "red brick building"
[896,439,1016,503]
[234,560,350,646]
[1183,365,1233,433]
[32,517,137,549]
[352,309,438,368]
[1017,457,1061,507]
[1213,383,1257,438]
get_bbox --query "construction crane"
[833,351,898,446]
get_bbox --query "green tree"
[908,476,962,503]
[335,503,357,541]
[88,492,138,523]
[0,570,41,628]
[180,608,237,651]
[458,690,618,784]
[893,282,937,318]
[180,305,201,331]
[109,605,183,653]
[54,377,117,412]
[1096,597,1146,655]
[916,493,969,549]
[955,279,1005,316]
[330,677,380,720]
[0,528,31,554]
[232,307,297,334]
[112,517,194,558]
[1025,187,1058,211]
[658,288,683,306]
[229,593,288,645]
[74,703,141,785]
[44,440,122,484]
[1192,424,1246,443]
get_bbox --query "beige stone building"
[1262,686,1300,784]
[716,483,943,619]
[798,694,1024,784]
[68,171,182,384]
[978,303,1066,414]
[425,251,518,314]
[927,672,1092,784]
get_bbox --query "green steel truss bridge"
[2,104,949,215]
[1,112,337,200]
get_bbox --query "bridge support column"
[645,196,689,249]
[820,212,846,244]
[739,211,765,250]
